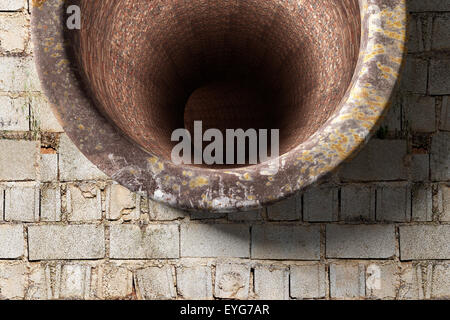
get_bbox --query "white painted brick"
[290,264,326,299]
[0,224,23,259]
[303,186,338,222]
[432,15,450,51]
[177,265,213,300]
[365,262,399,299]
[440,184,450,221]
[400,57,428,94]
[439,96,450,131]
[431,263,450,298]
[40,183,61,222]
[0,139,37,181]
[109,224,179,259]
[326,225,396,259]
[4,182,39,222]
[429,59,450,95]
[254,266,289,300]
[28,225,105,260]
[135,265,176,300]
[0,13,29,54]
[0,0,26,11]
[252,225,320,260]
[95,263,133,299]
[411,154,430,181]
[431,131,450,181]
[340,185,375,221]
[266,195,300,221]
[412,184,433,221]
[376,185,411,222]
[0,261,26,299]
[400,225,450,260]
[67,184,102,222]
[181,224,249,258]
[404,95,436,133]
[228,209,263,221]
[39,153,58,182]
[340,139,408,181]
[214,263,249,299]
[329,263,365,299]
[0,95,29,131]
[149,198,184,221]
[0,57,39,92]
[59,134,108,181]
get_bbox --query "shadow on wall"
[184,0,449,257]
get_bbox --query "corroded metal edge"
[31,0,407,212]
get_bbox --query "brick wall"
[0,0,449,300]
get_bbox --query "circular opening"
[71,0,361,168]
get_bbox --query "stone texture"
[0,140,37,181]
[109,224,179,259]
[60,264,92,299]
[439,96,450,131]
[148,198,184,221]
[0,14,29,54]
[106,184,140,221]
[340,139,408,181]
[411,154,430,182]
[398,264,422,299]
[411,184,433,221]
[404,95,436,133]
[303,186,338,222]
[326,225,396,259]
[4,182,39,222]
[430,131,450,181]
[177,265,212,300]
[440,184,450,221]
[67,184,102,222]
[0,262,26,299]
[30,94,64,132]
[376,185,411,222]
[254,266,289,300]
[0,95,29,131]
[0,224,23,258]
[40,183,61,221]
[407,14,425,53]
[0,57,39,92]
[59,134,108,181]
[429,59,450,95]
[290,264,326,299]
[340,185,375,221]
[95,264,133,299]
[181,224,249,258]
[400,57,427,94]
[214,263,249,299]
[39,153,58,182]
[228,209,263,221]
[252,225,320,260]
[266,196,300,221]
[365,262,399,299]
[28,225,105,260]
[432,15,450,51]
[431,263,450,298]
[409,0,450,12]
[134,266,176,300]
[400,225,450,260]
[329,264,365,299]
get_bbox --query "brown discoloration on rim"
[31,0,406,212]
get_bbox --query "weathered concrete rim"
[31,0,406,212]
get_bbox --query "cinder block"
[106,184,140,221]
[407,15,425,53]
[290,264,326,299]
[439,96,450,131]
[429,59,450,95]
[4,182,39,222]
[214,263,250,299]
[340,185,375,221]
[412,184,433,221]
[254,266,289,300]
[0,262,26,299]
[0,57,39,92]
[95,263,133,299]
[440,184,450,221]
[0,95,29,131]
[0,13,29,54]
[431,263,450,298]
[0,224,23,259]
[40,183,61,221]
[0,140,37,181]
[376,185,411,222]
[134,266,176,300]
[66,184,102,221]
[398,263,422,299]
[430,131,450,181]
[400,225,450,260]
[303,186,338,222]
[326,225,396,259]
[60,264,92,299]
[409,0,450,12]
[149,198,185,221]
[181,224,249,258]
[266,195,300,221]
[0,0,27,11]
[30,94,64,132]
[432,15,450,51]
[365,262,399,299]
[40,153,58,182]
[59,134,108,181]
[411,154,429,181]
[329,263,365,299]
[177,266,213,300]
[340,139,408,181]
[400,57,428,94]
[228,209,263,221]
[28,225,105,260]
[404,95,436,133]
[109,224,179,259]
[252,225,320,260]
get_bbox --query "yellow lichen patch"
[189,176,209,188]
[363,44,385,63]
[172,184,180,192]
[32,0,47,8]
[78,124,85,130]
[182,170,193,177]
[242,173,252,181]
[376,62,398,79]
[247,195,256,201]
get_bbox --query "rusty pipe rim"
[31,0,406,212]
